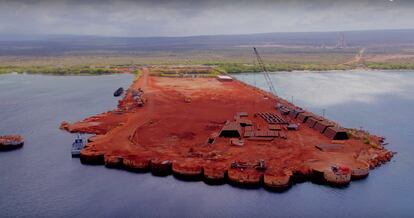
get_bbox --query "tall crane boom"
[253,47,277,95]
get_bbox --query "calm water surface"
[0,71,413,218]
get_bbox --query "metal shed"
[297,112,313,123]
[289,109,305,119]
[238,118,253,127]
[219,121,242,138]
[279,107,290,115]
[276,104,291,115]
[323,127,349,140]
[306,117,324,128]
[313,120,335,134]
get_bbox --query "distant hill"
[1,29,414,56]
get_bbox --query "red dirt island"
[60,66,393,190]
[0,135,24,151]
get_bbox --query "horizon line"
[2,28,414,40]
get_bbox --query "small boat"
[72,134,85,157]
[114,87,124,97]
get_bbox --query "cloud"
[0,0,413,36]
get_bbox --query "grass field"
[1,30,414,74]
[1,50,413,75]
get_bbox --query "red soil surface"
[60,67,393,189]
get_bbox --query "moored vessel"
[72,134,85,157]
[114,87,124,97]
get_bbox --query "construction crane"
[253,47,277,96]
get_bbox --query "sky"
[0,0,413,37]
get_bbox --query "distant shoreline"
[1,67,414,76]
[230,68,414,74]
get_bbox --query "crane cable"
[253,47,277,96]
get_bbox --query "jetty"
[60,66,393,190]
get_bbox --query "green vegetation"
[366,62,414,70]
[134,69,143,76]
[362,136,381,149]
[151,66,221,77]
[2,62,414,76]
[212,62,352,74]
[0,66,114,75]
[1,50,414,76]
[1,37,414,74]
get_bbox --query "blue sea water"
[0,71,413,218]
